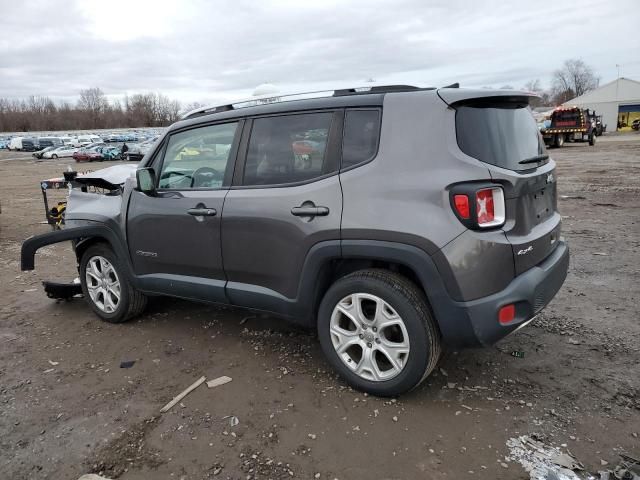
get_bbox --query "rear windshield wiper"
[518,154,549,165]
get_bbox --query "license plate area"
[532,187,553,224]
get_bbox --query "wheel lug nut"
[372,327,377,332]
[362,325,367,330]
[367,342,372,348]
[375,338,381,344]
[359,334,364,339]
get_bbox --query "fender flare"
[298,240,479,347]
[21,225,133,279]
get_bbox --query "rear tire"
[317,269,441,396]
[52,154,58,159]
[554,134,564,148]
[79,243,146,323]
[589,133,596,146]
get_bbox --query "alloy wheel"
[85,255,121,313]
[329,293,410,381]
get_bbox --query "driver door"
[126,121,242,303]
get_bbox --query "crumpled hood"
[74,164,138,190]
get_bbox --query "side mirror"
[136,167,156,195]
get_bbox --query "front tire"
[52,154,58,159]
[554,134,564,148]
[589,133,596,146]
[318,269,441,396]
[80,243,146,323]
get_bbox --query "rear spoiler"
[437,88,538,108]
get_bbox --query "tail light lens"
[475,187,505,228]
[453,195,470,219]
[450,185,505,229]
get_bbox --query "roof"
[563,77,640,105]
[172,85,537,132]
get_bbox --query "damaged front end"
[22,164,138,299]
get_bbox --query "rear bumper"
[438,240,569,347]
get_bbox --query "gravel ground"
[0,135,639,479]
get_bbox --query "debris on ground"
[78,475,112,480]
[223,415,239,427]
[160,376,206,413]
[599,454,640,480]
[119,360,135,368]
[207,376,232,388]
[507,435,584,480]
[511,350,526,358]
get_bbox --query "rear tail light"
[475,187,505,228]
[450,185,505,229]
[453,195,470,219]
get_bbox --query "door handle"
[291,206,329,217]
[187,207,217,216]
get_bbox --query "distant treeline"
[0,88,189,133]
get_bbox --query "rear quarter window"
[342,109,381,169]
[456,102,545,171]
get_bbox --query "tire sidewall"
[80,244,132,323]
[318,275,430,396]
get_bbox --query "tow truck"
[541,106,598,148]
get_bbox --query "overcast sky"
[1,0,639,106]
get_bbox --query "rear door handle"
[187,207,217,216]
[291,206,329,217]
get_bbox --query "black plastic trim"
[21,224,131,277]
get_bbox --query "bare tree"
[0,88,182,132]
[78,87,108,128]
[522,79,551,107]
[551,59,600,104]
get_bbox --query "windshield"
[456,102,546,171]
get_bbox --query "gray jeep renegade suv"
[22,85,569,396]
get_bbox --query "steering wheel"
[191,166,223,188]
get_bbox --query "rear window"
[456,102,545,171]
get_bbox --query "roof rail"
[181,84,429,120]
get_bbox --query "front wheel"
[554,134,564,148]
[80,243,147,323]
[317,269,441,396]
[52,154,58,159]
[589,133,596,146]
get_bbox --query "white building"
[563,77,640,132]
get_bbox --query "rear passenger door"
[221,111,343,311]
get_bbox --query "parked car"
[101,146,123,161]
[42,145,78,159]
[73,145,105,162]
[21,138,38,152]
[37,137,64,149]
[8,137,27,151]
[124,140,155,161]
[32,146,58,159]
[632,119,640,131]
[22,85,569,396]
[72,135,103,147]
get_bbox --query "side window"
[158,122,238,189]
[342,109,381,169]
[243,113,333,186]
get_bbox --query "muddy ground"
[0,136,639,480]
